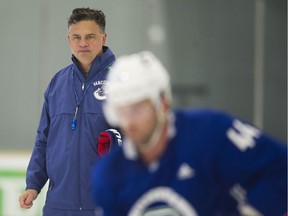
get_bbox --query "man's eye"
[88,35,95,40]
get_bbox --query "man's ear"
[67,34,71,44]
[160,93,170,113]
[102,33,107,45]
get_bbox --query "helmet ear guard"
[103,51,172,126]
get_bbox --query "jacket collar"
[71,46,116,82]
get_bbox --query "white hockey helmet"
[104,51,172,126]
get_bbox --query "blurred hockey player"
[92,51,287,216]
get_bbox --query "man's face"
[117,100,158,149]
[67,20,107,71]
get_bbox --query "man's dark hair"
[68,8,106,33]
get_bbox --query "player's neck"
[140,120,169,165]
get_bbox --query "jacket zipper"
[78,81,85,210]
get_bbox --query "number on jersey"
[227,120,261,151]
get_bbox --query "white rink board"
[0,152,47,216]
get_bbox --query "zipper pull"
[82,83,85,91]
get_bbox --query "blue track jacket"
[26,46,116,210]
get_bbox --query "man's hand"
[19,189,38,209]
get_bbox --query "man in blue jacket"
[19,8,120,216]
[92,51,287,216]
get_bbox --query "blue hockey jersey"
[26,46,118,211]
[92,109,287,216]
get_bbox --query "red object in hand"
[97,131,112,157]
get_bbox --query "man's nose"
[79,38,88,47]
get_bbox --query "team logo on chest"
[93,80,108,100]
[128,187,198,216]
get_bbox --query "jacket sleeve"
[215,114,287,216]
[25,87,50,193]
